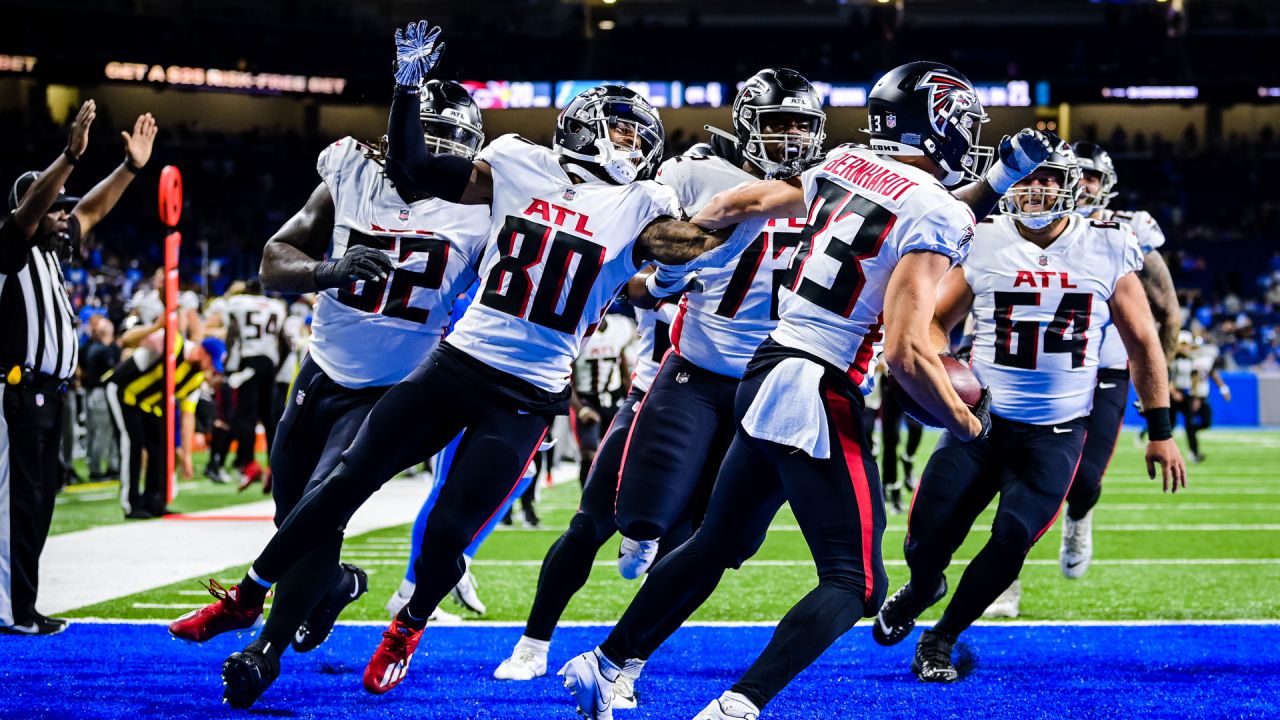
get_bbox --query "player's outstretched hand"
[1146,438,1187,493]
[313,245,394,290]
[984,128,1054,194]
[122,113,158,169]
[67,99,96,159]
[394,19,445,87]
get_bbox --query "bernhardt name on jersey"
[820,148,921,203]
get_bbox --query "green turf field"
[64,430,1280,622]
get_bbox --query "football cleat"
[237,460,264,492]
[982,580,1021,619]
[559,649,621,720]
[169,580,263,643]
[292,563,367,653]
[692,691,760,719]
[912,629,960,683]
[873,576,947,647]
[1060,510,1094,578]
[449,557,486,615]
[494,646,548,681]
[221,640,280,709]
[613,672,638,710]
[617,538,659,580]
[363,618,424,695]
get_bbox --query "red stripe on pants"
[822,385,877,603]
[471,427,549,543]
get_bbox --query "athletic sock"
[245,636,283,661]
[621,658,646,680]
[397,606,428,631]
[515,635,550,655]
[238,569,271,606]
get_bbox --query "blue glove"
[983,129,1054,194]
[645,267,702,299]
[394,20,445,87]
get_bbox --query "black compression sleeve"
[385,86,473,204]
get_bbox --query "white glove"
[394,20,445,87]
[645,267,701,299]
[984,128,1054,194]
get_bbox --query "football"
[889,355,983,428]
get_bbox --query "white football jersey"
[770,145,976,384]
[1095,208,1166,369]
[129,287,164,325]
[226,294,287,365]
[967,214,1144,425]
[309,137,491,389]
[573,314,637,396]
[1191,344,1219,398]
[447,134,682,393]
[630,303,678,393]
[655,154,806,378]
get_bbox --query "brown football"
[889,355,983,428]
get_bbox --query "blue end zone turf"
[2,623,1276,719]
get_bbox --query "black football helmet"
[731,68,826,176]
[1071,141,1118,211]
[420,80,484,159]
[554,85,664,184]
[864,61,992,187]
[999,132,1080,228]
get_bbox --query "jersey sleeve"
[316,136,362,196]
[1131,210,1166,254]
[476,133,543,196]
[654,157,700,217]
[896,197,975,266]
[1103,224,1145,299]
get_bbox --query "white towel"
[740,357,830,459]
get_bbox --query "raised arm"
[8,101,94,241]
[950,129,1055,222]
[689,178,806,231]
[383,20,492,206]
[73,113,157,235]
[1109,271,1187,492]
[883,251,987,442]
[258,182,392,294]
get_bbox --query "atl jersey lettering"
[447,134,681,392]
[655,154,806,378]
[225,294,287,364]
[1095,208,1166,369]
[574,314,636,396]
[967,214,1144,425]
[309,136,491,388]
[629,304,677,393]
[771,144,976,383]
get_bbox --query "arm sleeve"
[897,199,975,266]
[384,87,474,204]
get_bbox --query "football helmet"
[1072,141,1118,210]
[864,61,992,187]
[999,132,1080,229]
[419,80,484,159]
[555,84,664,184]
[732,68,826,176]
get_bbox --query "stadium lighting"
[598,19,616,30]
[603,0,618,4]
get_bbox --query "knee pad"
[989,515,1038,555]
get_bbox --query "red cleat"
[238,460,264,492]
[363,618,424,694]
[168,580,263,642]
[261,467,273,495]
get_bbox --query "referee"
[0,101,157,636]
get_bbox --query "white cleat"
[559,649,620,720]
[385,579,462,623]
[613,672,637,710]
[494,646,548,681]
[450,556,487,615]
[692,691,760,719]
[1060,510,1094,579]
[982,579,1021,619]
[618,538,659,580]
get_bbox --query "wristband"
[984,160,1022,195]
[1142,407,1173,442]
[122,158,141,175]
[63,148,79,167]
[395,84,420,96]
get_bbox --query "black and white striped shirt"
[0,213,81,381]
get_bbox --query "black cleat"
[912,629,959,682]
[873,576,947,647]
[222,641,280,708]
[291,563,368,653]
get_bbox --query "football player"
[222,278,287,491]
[559,61,1053,720]
[1051,141,1181,579]
[169,19,752,703]
[569,309,635,488]
[873,137,1186,682]
[167,79,491,707]
[494,68,825,701]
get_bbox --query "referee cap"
[8,170,81,212]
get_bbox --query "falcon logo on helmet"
[916,70,981,140]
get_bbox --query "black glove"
[313,245,394,290]
[968,386,993,441]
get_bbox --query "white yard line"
[42,477,433,615]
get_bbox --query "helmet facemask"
[741,108,826,176]
[558,93,664,185]
[931,109,993,186]
[1000,160,1081,229]
[421,113,484,160]
[1075,167,1117,211]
